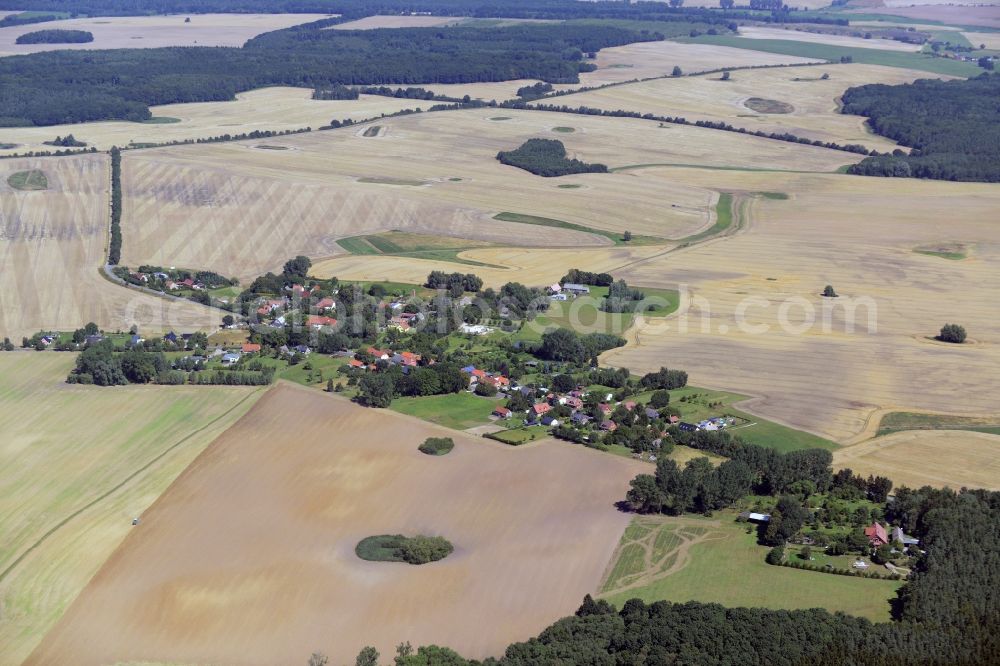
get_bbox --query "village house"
[600,420,618,432]
[864,522,890,547]
[892,526,920,546]
[306,315,338,330]
[367,347,391,360]
[221,352,241,365]
[241,343,262,354]
[493,406,512,419]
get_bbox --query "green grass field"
[601,515,901,622]
[486,426,550,445]
[6,169,48,191]
[336,231,503,267]
[674,34,981,77]
[876,411,1000,437]
[514,285,681,343]
[666,386,838,452]
[139,116,181,124]
[390,392,501,430]
[493,212,664,246]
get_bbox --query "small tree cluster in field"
[937,323,967,344]
[418,437,455,456]
[355,534,453,564]
[822,285,838,298]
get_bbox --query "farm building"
[864,522,889,547]
[561,283,591,295]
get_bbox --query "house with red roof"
[601,420,618,432]
[493,406,512,419]
[366,347,390,360]
[864,522,889,547]
[315,297,335,311]
[306,315,338,329]
[241,343,261,354]
[532,403,551,416]
[349,359,365,369]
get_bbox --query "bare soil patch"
[29,383,645,665]
[743,97,794,114]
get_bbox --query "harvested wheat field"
[312,245,667,288]
[601,169,1000,443]
[28,383,646,666]
[329,15,464,29]
[0,14,330,57]
[557,63,937,150]
[0,354,262,666]
[119,109,852,280]
[859,5,1000,29]
[737,26,924,52]
[0,154,217,340]
[552,40,821,91]
[963,31,1000,49]
[0,88,428,155]
[833,431,1000,491]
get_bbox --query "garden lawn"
[390,392,501,430]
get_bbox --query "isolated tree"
[672,65,683,77]
[622,230,633,242]
[308,653,328,666]
[720,0,735,8]
[821,72,830,80]
[222,314,234,326]
[326,378,334,392]
[822,285,838,298]
[938,323,967,343]
[356,646,379,666]
[721,70,730,81]
[800,545,812,560]
[766,544,784,565]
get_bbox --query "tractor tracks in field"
[0,388,263,585]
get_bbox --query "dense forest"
[496,138,608,177]
[0,1,847,27]
[843,73,1000,182]
[15,29,94,44]
[0,22,658,126]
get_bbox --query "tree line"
[108,147,122,265]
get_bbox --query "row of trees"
[108,147,122,264]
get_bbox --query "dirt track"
[28,383,646,665]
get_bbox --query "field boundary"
[0,387,264,585]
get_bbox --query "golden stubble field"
[0,88,431,155]
[0,154,218,340]
[552,39,821,91]
[601,168,1000,444]
[0,354,263,666]
[119,108,854,281]
[0,13,331,56]
[555,63,937,151]
[736,26,924,52]
[832,430,1000,491]
[28,382,647,666]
